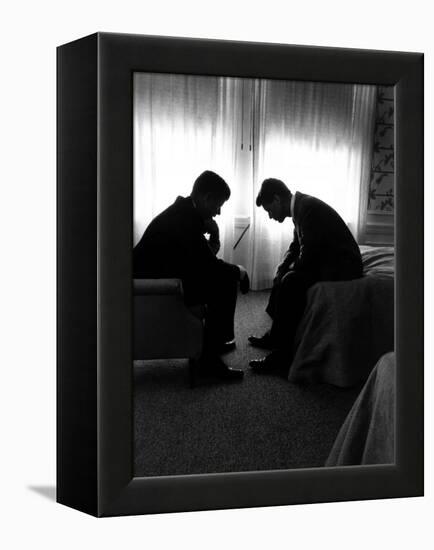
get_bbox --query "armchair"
[133,278,204,386]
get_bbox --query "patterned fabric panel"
[368,86,395,213]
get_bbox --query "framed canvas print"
[57,32,423,517]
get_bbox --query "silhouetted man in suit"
[249,178,363,374]
[134,170,249,380]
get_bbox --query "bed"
[325,351,395,466]
[288,246,394,388]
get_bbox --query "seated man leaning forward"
[133,170,250,381]
[249,178,363,374]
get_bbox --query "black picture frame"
[57,32,423,517]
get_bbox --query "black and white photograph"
[55,30,422,519]
[6,0,431,544]
[132,73,396,476]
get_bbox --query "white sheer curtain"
[134,73,376,289]
[133,73,242,262]
[250,79,376,289]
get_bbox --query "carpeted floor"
[133,290,361,477]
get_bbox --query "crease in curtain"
[250,79,376,289]
[133,72,242,262]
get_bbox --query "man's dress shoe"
[216,340,236,354]
[248,332,273,349]
[217,365,244,380]
[249,352,282,373]
[204,353,244,380]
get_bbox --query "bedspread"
[325,352,395,466]
[288,246,394,387]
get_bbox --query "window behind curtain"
[250,79,376,288]
[134,73,376,289]
[133,73,243,263]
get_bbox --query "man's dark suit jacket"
[133,196,239,304]
[278,191,362,281]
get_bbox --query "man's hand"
[273,259,293,286]
[203,218,220,255]
[238,265,250,294]
[203,218,219,237]
[273,267,285,286]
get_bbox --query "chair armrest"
[133,278,183,296]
